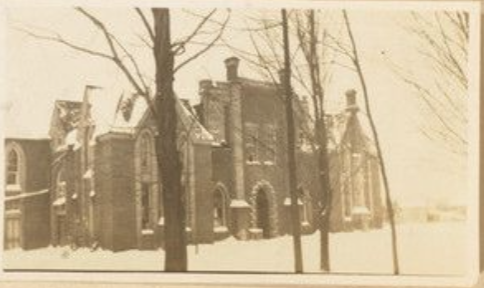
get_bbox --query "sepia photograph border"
[0,0,481,287]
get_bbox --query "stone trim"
[5,142,26,193]
[213,182,230,228]
[248,180,278,238]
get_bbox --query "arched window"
[296,186,312,225]
[141,183,152,229]
[140,134,151,171]
[135,130,158,236]
[53,169,67,207]
[301,195,311,225]
[6,150,19,186]
[5,144,25,195]
[213,189,227,228]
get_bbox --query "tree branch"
[173,9,217,55]
[174,10,231,73]
[16,27,113,60]
[135,8,155,43]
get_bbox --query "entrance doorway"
[255,189,271,239]
[56,214,67,246]
[5,216,21,249]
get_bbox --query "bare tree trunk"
[152,8,187,272]
[342,10,399,275]
[281,8,303,274]
[306,12,332,272]
[304,10,333,272]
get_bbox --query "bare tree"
[388,11,468,155]
[294,10,334,272]
[220,9,337,271]
[19,7,230,272]
[281,8,304,274]
[342,10,400,275]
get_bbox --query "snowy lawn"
[3,222,467,275]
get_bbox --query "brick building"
[4,139,51,250]
[4,57,385,251]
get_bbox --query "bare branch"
[75,8,118,58]
[173,9,217,54]
[16,27,113,60]
[174,10,231,73]
[135,8,155,43]
[74,7,148,97]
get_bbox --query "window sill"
[283,197,303,206]
[5,209,21,215]
[141,229,154,235]
[6,184,22,192]
[214,226,229,233]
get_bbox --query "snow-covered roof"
[49,84,215,151]
[66,129,81,149]
[326,110,377,156]
[110,93,148,134]
[176,97,213,143]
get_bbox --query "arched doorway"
[255,189,271,239]
[249,181,278,239]
[213,189,227,228]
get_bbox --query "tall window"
[223,105,231,145]
[140,135,151,171]
[244,123,277,164]
[141,183,152,230]
[213,189,226,228]
[6,150,19,186]
[262,124,277,163]
[245,123,259,163]
[136,131,159,236]
[56,170,67,200]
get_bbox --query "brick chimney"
[224,57,240,81]
[345,89,359,113]
[198,79,213,95]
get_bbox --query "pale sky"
[1,4,477,207]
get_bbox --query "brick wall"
[5,139,52,249]
[95,133,137,252]
[94,136,114,250]
[110,135,137,251]
[21,140,51,193]
[211,147,233,197]
[22,191,51,249]
[192,142,215,244]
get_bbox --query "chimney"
[345,89,359,113]
[199,79,213,95]
[224,57,240,81]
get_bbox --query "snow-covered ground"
[3,222,467,275]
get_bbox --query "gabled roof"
[327,110,377,156]
[53,86,214,148]
[176,97,214,143]
[48,100,83,139]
